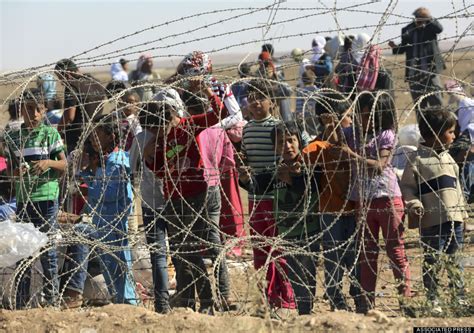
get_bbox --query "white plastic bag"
[0,220,48,268]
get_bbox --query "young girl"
[344,92,412,312]
[62,114,137,308]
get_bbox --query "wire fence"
[0,0,473,319]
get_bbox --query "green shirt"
[274,173,320,239]
[4,124,64,203]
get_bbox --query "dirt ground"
[0,303,473,333]
[0,235,472,333]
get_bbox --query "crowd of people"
[0,6,472,318]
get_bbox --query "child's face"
[21,101,45,128]
[90,127,114,154]
[122,95,139,117]
[276,132,300,162]
[247,92,272,120]
[340,108,353,128]
[440,125,456,148]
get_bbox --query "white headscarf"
[311,36,326,63]
[152,88,187,117]
[351,33,371,64]
[326,34,344,59]
[110,60,128,81]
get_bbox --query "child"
[257,52,293,123]
[264,122,323,315]
[62,114,137,308]
[3,89,67,308]
[144,80,228,314]
[343,92,412,313]
[129,101,170,313]
[309,91,361,312]
[115,90,143,151]
[239,80,295,310]
[401,107,467,313]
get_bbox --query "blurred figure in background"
[110,58,129,82]
[130,53,160,101]
[389,7,444,108]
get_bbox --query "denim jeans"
[142,206,169,312]
[320,214,360,309]
[284,234,320,315]
[420,221,465,301]
[64,222,137,305]
[202,186,230,300]
[15,200,59,309]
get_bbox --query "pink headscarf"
[137,53,153,71]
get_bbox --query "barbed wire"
[0,0,473,322]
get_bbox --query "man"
[388,7,445,108]
[55,59,106,154]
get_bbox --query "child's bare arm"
[400,158,424,217]
[31,151,67,175]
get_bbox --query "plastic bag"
[0,220,48,268]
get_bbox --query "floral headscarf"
[179,51,212,76]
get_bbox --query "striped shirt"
[241,116,280,199]
[4,124,64,203]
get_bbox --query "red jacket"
[146,94,227,200]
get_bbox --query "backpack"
[356,45,381,91]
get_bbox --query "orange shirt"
[303,140,355,214]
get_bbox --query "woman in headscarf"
[335,33,371,94]
[168,50,243,130]
[110,58,129,82]
[308,36,333,88]
[129,53,161,101]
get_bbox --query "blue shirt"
[82,150,132,230]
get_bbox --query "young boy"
[239,80,295,310]
[62,114,137,308]
[309,91,362,312]
[401,107,467,313]
[4,89,67,308]
[144,81,228,314]
[263,122,324,315]
[128,90,187,313]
